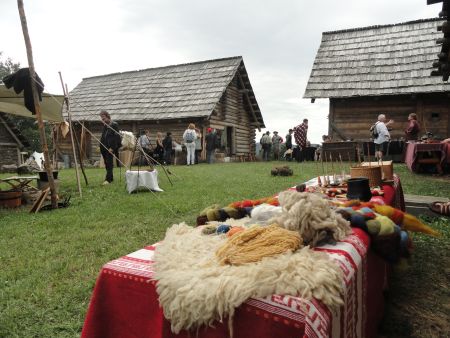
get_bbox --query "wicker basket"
[350,165,382,187]
[361,161,393,180]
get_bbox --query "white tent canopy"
[0,84,64,122]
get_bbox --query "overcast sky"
[0,0,440,143]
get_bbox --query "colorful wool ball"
[202,225,218,235]
[377,215,396,236]
[216,224,231,234]
[366,220,381,236]
[227,226,245,237]
[350,213,368,232]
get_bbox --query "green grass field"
[0,162,449,337]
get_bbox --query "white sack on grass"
[125,170,163,193]
[153,223,344,334]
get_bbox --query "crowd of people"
[97,109,431,184]
[260,119,309,162]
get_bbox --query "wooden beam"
[18,0,57,208]
[236,73,261,132]
[0,115,24,148]
[0,142,19,146]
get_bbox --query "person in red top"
[294,119,308,148]
[405,113,420,141]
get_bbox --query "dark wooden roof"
[69,56,264,126]
[304,18,450,99]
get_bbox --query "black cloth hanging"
[2,68,44,114]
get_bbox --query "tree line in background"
[0,51,51,152]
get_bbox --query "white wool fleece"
[153,223,344,334]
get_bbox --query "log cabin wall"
[330,93,450,141]
[209,75,256,157]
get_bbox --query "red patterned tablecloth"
[81,229,388,338]
[404,142,449,172]
[81,180,403,338]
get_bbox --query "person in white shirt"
[374,114,394,159]
[183,123,197,165]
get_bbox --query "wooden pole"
[58,72,82,197]
[17,0,58,208]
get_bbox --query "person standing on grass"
[194,128,202,164]
[183,123,197,166]
[162,132,173,165]
[272,131,283,160]
[285,129,293,161]
[205,127,217,164]
[373,114,394,160]
[99,110,121,185]
[294,119,308,149]
[260,131,272,161]
[154,132,164,162]
[404,113,420,141]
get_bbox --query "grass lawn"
[0,162,449,337]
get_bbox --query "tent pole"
[59,72,82,197]
[17,0,58,208]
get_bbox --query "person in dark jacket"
[205,128,217,164]
[99,110,121,185]
[405,113,420,141]
[285,129,293,161]
[162,132,173,165]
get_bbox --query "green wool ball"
[366,220,381,235]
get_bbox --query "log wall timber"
[330,94,450,141]
[209,75,256,156]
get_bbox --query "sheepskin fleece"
[153,223,344,334]
[271,191,352,246]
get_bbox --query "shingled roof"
[304,18,450,99]
[69,56,264,126]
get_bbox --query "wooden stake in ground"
[17,0,57,208]
[59,72,82,197]
[315,159,322,186]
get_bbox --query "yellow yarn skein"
[215,224,303,266]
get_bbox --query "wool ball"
[350,214,368,232]
[227,226,245,237]
[216,224,231,234]
[202,225,218,235]
[366,220,381,235]
[377,215,395,236]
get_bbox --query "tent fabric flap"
[0,84,64,122]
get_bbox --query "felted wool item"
[373,205,441,237]
[202,225,218,235]
[250,204,282,224]
[366,220,381,235]
[216,224,302,265]
[216,224,231,234]
[271,191,352,247]
[376,215,396,236]
[226,226,245,237]
[153,223,344,334]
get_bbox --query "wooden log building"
[304,18,450,141]
[62,56,265,162]
[0,113,29,167]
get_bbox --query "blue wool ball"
[400,231,409,255]
[394,224,401,234]
[216,224,231,234]
[350,214,368,232]
[243,207,253,216]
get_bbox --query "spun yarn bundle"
[216,224,302,265]
[271,191,352,247]
[373,204,441,237]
